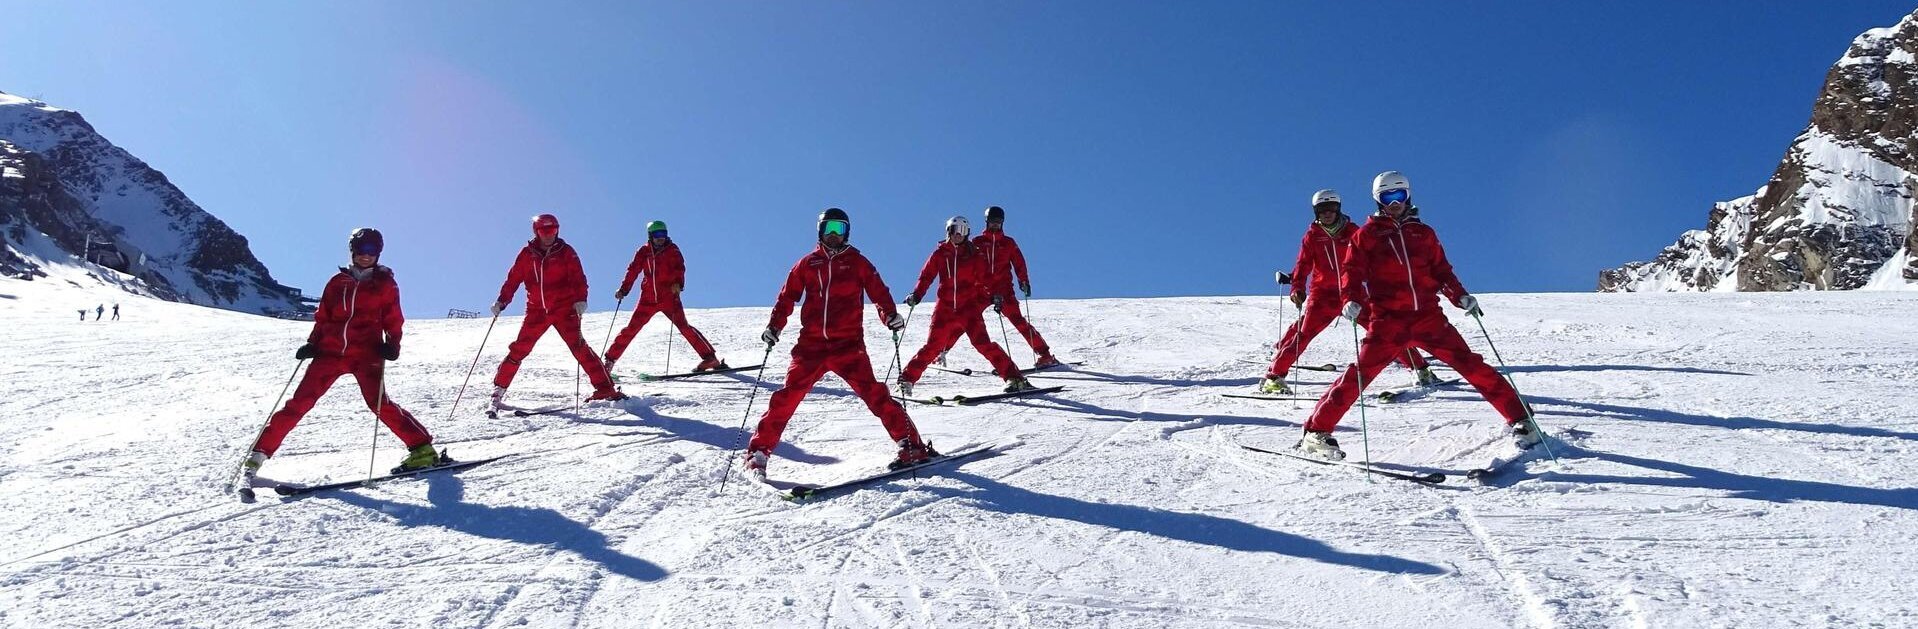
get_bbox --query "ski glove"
[613,289,628,301]
[1341,301,1363,323]
[379,342,400,362]
[885,312,908,332]
[1289,293,1306,308]
[294,343,318,360]
[904,294,921,308]
[1456,294,1482,316]
[992,294,1005,312]
[490,301,506,317]
[1275,271,1292,286]
[1019,280,1031,297]
[760,327,780,346]
[573,302,588,316]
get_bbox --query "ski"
[1221,392,1321,402]
[941,385,1066,405]
[784,444,1002,501]
[929,361,1083,377]
[892,394,945,406]
[1294,363,1343,372]
[270,454,509,497]
[1237,441,1445,484]
[486,404,569,419]
[637,363,763,381]
[1467,443,1547,482]
[1377,378,1464,402]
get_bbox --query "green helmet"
[645,220,668,234]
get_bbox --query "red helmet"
[532,213,560,236]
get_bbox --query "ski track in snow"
[3,272,1918,627]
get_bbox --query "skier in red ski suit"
[897,216,1033,394]
[245,228,439,479]
[603,220,724,377]
[1297,172,1538,460]
[974,205,1060,368]
[744,208,932,477]
[489,214,624,407]
[1261,190,1432,394]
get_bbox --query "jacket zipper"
[818,251,834,340]
[341,277,358,354]
[1389,224,1418,310]
[647,246,657,301]
[533,248,549,312]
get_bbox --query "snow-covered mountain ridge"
[0,91,308,316]
[1601,9,1918,292]
[2,275,1914,628]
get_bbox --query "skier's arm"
[383,276,405,352]
[1339,229,1372,306]
[617,249,643,296]
[495,251,527,306]
[861,257,902,323]
[308,279,339,344]
[1009,239,1031,288]
[909,249,939,301]
[1289,232,1314,298]
[1428,230,1468,303]
[766,261,805,332]
[568,248,589,304]
[665,247,686,294]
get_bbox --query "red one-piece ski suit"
[492,238,615,393]
[1268,215,1427,378]
[973,228,1052,357]
[604,240,718,364]
[900,240,1020,383]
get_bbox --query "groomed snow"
[2,274,1916,628]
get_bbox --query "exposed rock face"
[1602,10,1918,292]
[0,92,309,316]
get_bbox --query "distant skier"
[1260,189,1435,394]
[95,304,103,321]
[241,228,439,481]
[603,220,726,378]
[77,309,85,321]
[745,208,934,478]
[489,213,625,409]
[974,205,1060,368]
[1297,172,1538,460]
[111,303,120,320]
[897,216,1036,396]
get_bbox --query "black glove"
[904,294,921,308]
[295,343,318,360]
[1018,280,1031,297]
[1289,293,1306,308]
[991,294,1004,314]
[380,342,400,362]
[614,289,628,301]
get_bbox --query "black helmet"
[349,227,384,256]
[817,207,851,242]
[984,205,1006,223]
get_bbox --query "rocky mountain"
[1601,9,1918,292]
[0,92,309,316]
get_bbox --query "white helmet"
[1372,170,1411,205]
[1310,189,1341,208]
[945,215,971,238]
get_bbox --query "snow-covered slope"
[0,92,308,316]
[1602,9,1918,293]
[3,275,1915,627]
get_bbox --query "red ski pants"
[493,308,613,391]
[901,302,1019,382]
[993,290,1051,356]
[604,299,718,364]
[254,356,432,457]
[748,339,923,455]
[1304,310,1527,433]
[1268,292,1427,378]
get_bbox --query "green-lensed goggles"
[821,219,850,236]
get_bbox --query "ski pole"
[882,304,915,385]
[665,327,675,378]
[1471,312,1558,463]
[366,365,387,483]
[227,358,306,493]
[717,343,778,493]
[598,296,625,383]
[1349,319,1374,482]
[446,313,499,421]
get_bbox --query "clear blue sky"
[4,2,1912,315]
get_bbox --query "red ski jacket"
[497,238,588,314]
[1289,215,1354,298]
[909,240,992,310]
[767,245,901,345]
[1339,214,1468,318]
[307,265,404,360]
[972,229,1030,295]
[617,241,685,304]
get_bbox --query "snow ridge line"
[1454,504,1559,628]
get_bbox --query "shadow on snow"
[1504,444,1918,511]
[1528,394,1918,442]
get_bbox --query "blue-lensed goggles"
[1378,189,1409,206]
[821,219,850,237]
[352,242,381,256]
[649,230,668,240]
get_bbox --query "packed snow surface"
[2,270,1915,628]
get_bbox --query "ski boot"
[693,357,728,372]
[604,359,621,384]
[741,449,770,481]
[1257,376,1291,394]
[1032,354,1062,369]
[394,444,446,473]
[888,439,940,471]
[896,379,916,397]
[1415,367,1443,387]
[240,450,267,482]
[1296,430,1346,461]
[935,351,949,367]
[488,386,508,412]
[1003,376,1036,393]
[1510,420,1542,450]
[586,387,628,402]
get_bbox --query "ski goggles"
[352,242,382,255]
[649,230,668,240]
[1378,189,1409,206]
[1313,202,1341,213]
[534,225,559,237]
[821,219,850,237]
